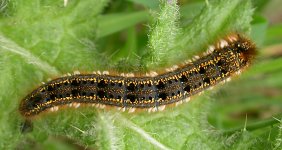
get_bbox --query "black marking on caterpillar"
[19,33,256,118]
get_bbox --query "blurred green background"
[0,0,281,149]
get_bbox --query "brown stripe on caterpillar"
[19,33,256,118]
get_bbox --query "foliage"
[0,0,281,149]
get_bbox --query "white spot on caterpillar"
[126,73,135,77]
[51,106,59,112]
[228,35,238,42]
[198,92,204,96]
[99,104,106,109]
[236,70,242,75]
[207,46,215,53]
[175,100,183,106]
[128,107,136,113]
[55,106,59,111]
[97,71,101,75]
[208,86,214,91]
[95,104,100,108]
[165,65,177,72]
[149,71,158,77]
[172,65,179,70]
[122,107,126,112]
[92,71,97,74]
[220,40,228,48]
[183,91,188,96]
[192,55,200,61]
[158,105,166,111]
[152,107,158,112]
[120,73,125,77]
[41,82,45,84]
[147,107,154,113]
[146,71,158,77]
[102,71,109,75]
[67,73,72,76]
[184,59,193,64]
[184,97,191,103]
[226,77,231,82]
[73,103,80,108]
[73,70,80,75]
[165,68,171,72]
[172,65,178,69]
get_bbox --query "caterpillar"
[19,33,256,118]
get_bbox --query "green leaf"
[97,11,150,38]
[265,23,282,46]
[273,118,282,150]
[1,0,280,149]
[250,15,268,46]
[127,0,160,9]
[146,0,254,69]
[145,0,180,68]
[179,2,204,19]
[0,0,109,148]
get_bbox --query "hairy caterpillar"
[19,33,256,118]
